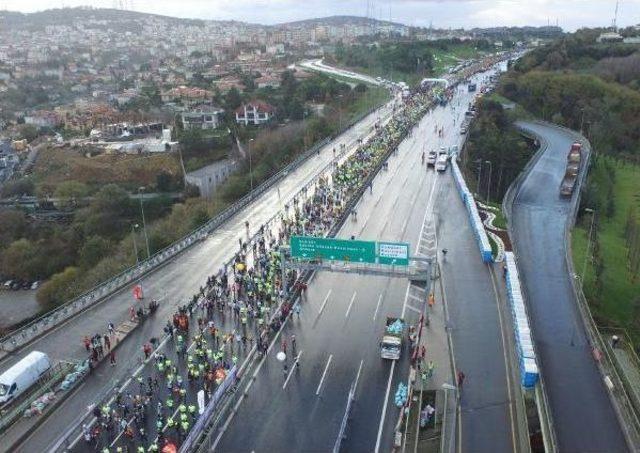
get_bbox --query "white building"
[235,101,275,126]
[181,107,225,130]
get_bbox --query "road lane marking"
[316,354,333,396]
[488,265,518,453]
[375,360,396,453]
[354,360,364,392]
[283,350,304,390]
[345,291,357,318]
[318,289,332,316]
[405,304,421,314]
[408,294,423,303]
[375,283,412,452]
[373,294,383,321]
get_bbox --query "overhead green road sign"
[290,236,411,266]
[378,242,410,266]
[290,236,376,263]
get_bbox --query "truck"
[0,351,51,405]
[559,142,582,197]
[380,317,405,360]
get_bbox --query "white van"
[436,154,449,172]
[0,351,51,405]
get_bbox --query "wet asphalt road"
[218,67,518,453]
[511,122,628,452]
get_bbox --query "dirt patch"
[33,147,181,194]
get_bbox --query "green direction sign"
[377,241,410,266]
[290,236,376,263]
[290,236,411,266]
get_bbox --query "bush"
[36,266,80,307]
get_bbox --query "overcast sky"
[3,0,639,31]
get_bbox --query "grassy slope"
[572,158,640,340]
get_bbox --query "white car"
[436,154,449,172]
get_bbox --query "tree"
[81,184,134,239]
[224,87,242,112]
[1,238,38,280]
[79,236,113,269]
[19,124,39,142]
[1,178,35,198]
[156,171,174,192]
[354,83,368,94]
[0,210,27,245]
[36,266,80,307]
[54,181,89,208]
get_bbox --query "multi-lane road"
[1,100,396,452]
[511,122,628,452]
[217,65,523,452]
[4,60,532,453]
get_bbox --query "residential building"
[185,159,237,199]
[181,106,225,130]
[235,100,275,126]
[160,86,213,106]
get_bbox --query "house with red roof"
[235,100,275,126]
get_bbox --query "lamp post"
[475,159,483,194]
[441,383,458,453]
[581,208,596,287]
[484,160,493,202]
[131,224,140,265]
[138,187,151,259]
[248,138,254,195]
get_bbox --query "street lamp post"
[441,383,457,453]
[248,138,254,195]
[138,187,151,259]
[581,208,596,286]
[131,224,140,265]
[485,160,493,202]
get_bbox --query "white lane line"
[405,304,422,314]
[401,217,409,234]
[375,283,411,452]
[283,350,304,390]
[354,359,365,393]
[408,294,423,303]
[318,289,332,316]
[375,360,396,453]
[373,294,383,322]
[316,354,333,396]
[345,291,357,318]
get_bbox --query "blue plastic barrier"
[504,251,539,389]
[451,160,493,262]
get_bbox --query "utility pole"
[581,208,596,286]
[131,224,139,265]
[248,138,254,195]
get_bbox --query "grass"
[485,200,508,230]
[344,86,390,122]
[33,147,182,194]
[571,158,640,344]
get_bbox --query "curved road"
[511,121,628,452]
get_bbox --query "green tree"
[0,210,27,245]
[36,266,80,307]
[1,238,38,280]
[54,181,89,208]
[79,236,113,269]
[19,124,39,141]
[224,87,242,112]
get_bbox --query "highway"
[217,66,521,452]
[299,59,383,86]
[511,122,628,452]
[1,101,395,452]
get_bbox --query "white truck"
[380,317,405,360]
[436,147,449,172]
[0,351,51,405]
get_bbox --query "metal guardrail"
[47,105,395,453]
[333,380,356,453]
[0,105,386,356]
[504,124,559,452]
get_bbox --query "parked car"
[31,281,40,290]
[3,280,12,289]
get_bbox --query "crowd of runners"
[76,82,452,453]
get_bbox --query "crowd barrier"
[451,159,493,263]
[504,251,540,389]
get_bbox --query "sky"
[2,0,639,31]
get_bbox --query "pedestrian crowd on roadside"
[80,82,449,453]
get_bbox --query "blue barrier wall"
[451,160,493,263]
[504,251,540,388]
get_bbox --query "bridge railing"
[0,106,386,356]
